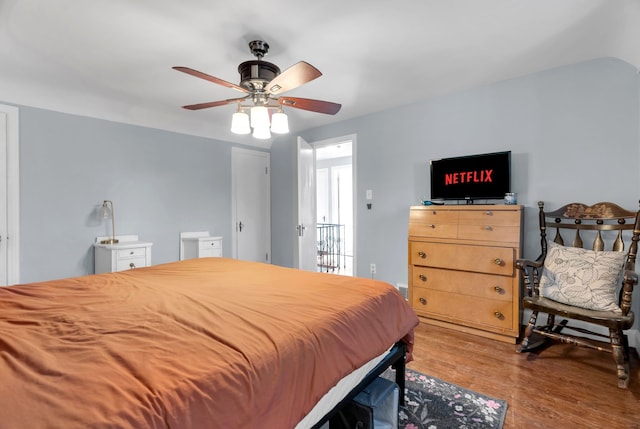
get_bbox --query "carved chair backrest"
[538,202,640,260]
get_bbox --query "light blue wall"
[16,106,254,283]
[10,57,640,300]
[270,58,640,288]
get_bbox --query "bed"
[0,257,419,428]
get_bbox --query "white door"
[295,136,317,271]
[231,148,271,263]
[0,104,19,286]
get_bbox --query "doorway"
[314,137,354,276]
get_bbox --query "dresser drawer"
[410,208,460,224]
[199,240,222,257]
[408,208,459,238]
[458,209,521,242]
[199,239,221,251]
[411,266,512,301]
[410,241,514,276]
[116,257,147,271]
[117,247,146,259]
[458,224,521,243]
[458,209,521,226]
[408,222,458,239]
[411,287,514,330]
[181,235,223,259]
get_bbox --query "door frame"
[0,103,19,286]
[304,133,357,275]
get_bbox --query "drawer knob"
[418,251,426,258]
[429,224,436,229]
[493,258,504,266]
[419,297,427,305]
[129,262,136,269]
[494,311,503,319]
[484,225,493,231]
[130,251,134,255]
[419,274,427,282]
[485,211,493,216]
[494,286,504,294]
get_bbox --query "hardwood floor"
[407,322,640,429]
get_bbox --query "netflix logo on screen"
[430,151,511,201]
[444,170,493,185]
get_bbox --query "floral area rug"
[383,368,507,429]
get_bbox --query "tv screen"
[430,151,511,201]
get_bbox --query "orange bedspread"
[0,258,418,429]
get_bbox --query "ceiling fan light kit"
[173,40,341,139]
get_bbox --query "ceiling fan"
[173,40,341,132]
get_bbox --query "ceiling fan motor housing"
[238,60,281,90]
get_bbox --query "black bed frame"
[310,341,407,428]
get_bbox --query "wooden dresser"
[408,205,523,343]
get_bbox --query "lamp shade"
[250,106,270,129]
[231,112,251,134]
[99,200,119,244]
[270,112,289,134]
[100,202,112,219]
[252,125,271,140]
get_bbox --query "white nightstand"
[94,235,153,273]
[180,232,223,260]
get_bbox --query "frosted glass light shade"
[252,126,271,140]
[231,112,251,134]
[100,203,112,219]
[270,112,289,134]
[250,106,270,129]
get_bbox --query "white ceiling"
[1,0,639,146]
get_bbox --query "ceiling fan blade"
[266,61,322,95]
[278,97,341,115]
[173,66,249,94]
[182,97,247,110]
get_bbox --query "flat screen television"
[429,151,511,202]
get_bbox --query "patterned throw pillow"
[539,241,625,314]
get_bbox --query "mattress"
[296,346,391,428]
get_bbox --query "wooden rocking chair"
[516,201,640,388]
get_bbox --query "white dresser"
[180,232,223,260]
[94,235,153,273]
